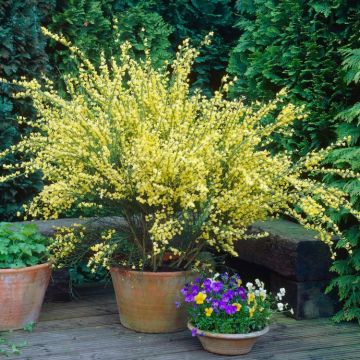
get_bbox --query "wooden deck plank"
[2,290,359,360]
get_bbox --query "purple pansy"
[238,286,246,301]
[219,300,227,310]
[203,278,212,291]
[175,301,181,309]
[191,328,197,337]
[212,300,220,308]
[225,304,237,315]
[185,294,194,303]
[221,293,231,302]
[211,281,223,293]
[191,285,200,296]
[225,289,235,299]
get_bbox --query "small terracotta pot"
[110,268,193,333]
[0,263,51,331]
[188,323,269,355]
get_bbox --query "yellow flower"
[233,302,242,312]
[249,307,256,318]
[237,279,242,287]
[205,307,213,317]
[248,293,255,304]
[195,292,207,304]
[2,28,356,273]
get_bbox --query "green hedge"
[0,0,54,221]
[47,0,239,95]
[228,0,360,323]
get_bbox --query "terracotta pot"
[110,268,193,333]
[0,263,51,331]
[188,323,269,355]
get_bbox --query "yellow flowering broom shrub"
[1,30,359,271]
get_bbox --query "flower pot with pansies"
[181,273,291,355]
[0,223,51,331]
[2,29,356,334]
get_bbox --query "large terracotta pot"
[0,263,51,331]
[188,323,269,355]
[110,268,193,333]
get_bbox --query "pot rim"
[187,322,270,339]
[110,267,193,277]
[0,262,51,274]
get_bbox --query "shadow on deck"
[3,286,360,360]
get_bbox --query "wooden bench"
[232,219,338,319]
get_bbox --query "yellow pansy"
[195,292,207,304]
[205,307,213,317]
[248,293,255,304]
[249,307,256,318]
[233,303,242,312]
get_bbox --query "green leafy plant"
[181,273,290,334]
[0,334,26,357]
[0,223,49,269]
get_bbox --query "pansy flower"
[191,285,200,296]
[211,281,223,293]
[194,292,207,304]
[238,286,247,301]
[225,304,237,315]
[219,300,227,310]
[203,278,212,292]
[180,285,189,295]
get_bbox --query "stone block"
[235,219,333,282]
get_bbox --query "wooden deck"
[3,286,360,360]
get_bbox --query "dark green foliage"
[228,0,360,323]
[325,45,360,324]
[47,0,113,93]
[228,0,358,153]
[113,2,173,69]
[0,0,54,220]
[158,0,239,92]
[47,0,172,92]
[47,0,239,94]
[69,262,108,286]
[0,222,49,268]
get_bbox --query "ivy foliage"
[228,0,360,323]
[0,0,54,221]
